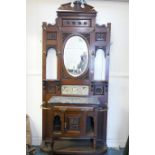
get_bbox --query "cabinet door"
[64,111,82,136]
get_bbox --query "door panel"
[64,111,82,136]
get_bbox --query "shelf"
[53,139,107,154]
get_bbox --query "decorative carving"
[83,33,90,44]
[62,33,71,43]
[47,32,57,40]
[61,85,89,96]
[94,86,104,95]
[42,22,58,30]
[91,81,109,95]
[67,117,80,131]
[96,32,106,41]
[63,19,91,27]
[42,22,47,30]
[47,23,57,28]
[58,1,96,13]
[43,80,61,94]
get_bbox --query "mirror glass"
[64,36,88,77]
[94,49,106,80]
[46,48,57,80]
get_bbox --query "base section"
[41,139,107,155]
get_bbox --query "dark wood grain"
[41,1,111,154]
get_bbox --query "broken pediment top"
[57,1,97,14]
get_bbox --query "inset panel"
[47,32,57,40]
[96,32,106,41]
[64,112,82,134]
[61,85,89,96]
[63,19,91,27]
[67,117,80,131]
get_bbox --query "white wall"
[26,0,129,147]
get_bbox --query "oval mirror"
[64,36,88,77]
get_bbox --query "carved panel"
[43,80,61,94]
[58,2,96,13]
[47,32,57,40]
[67,117,80,131]
[62,19,91,27]
[96,32,106,41]
[94,86,104,95]
[61,85,89,96]
[91,81,108,95]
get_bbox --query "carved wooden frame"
[42,2,111,153]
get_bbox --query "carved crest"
[58,1,96,13]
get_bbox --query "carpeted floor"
[34,146,124,155]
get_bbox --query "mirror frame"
[63,34,90,79]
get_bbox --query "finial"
[71,0,87,8]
